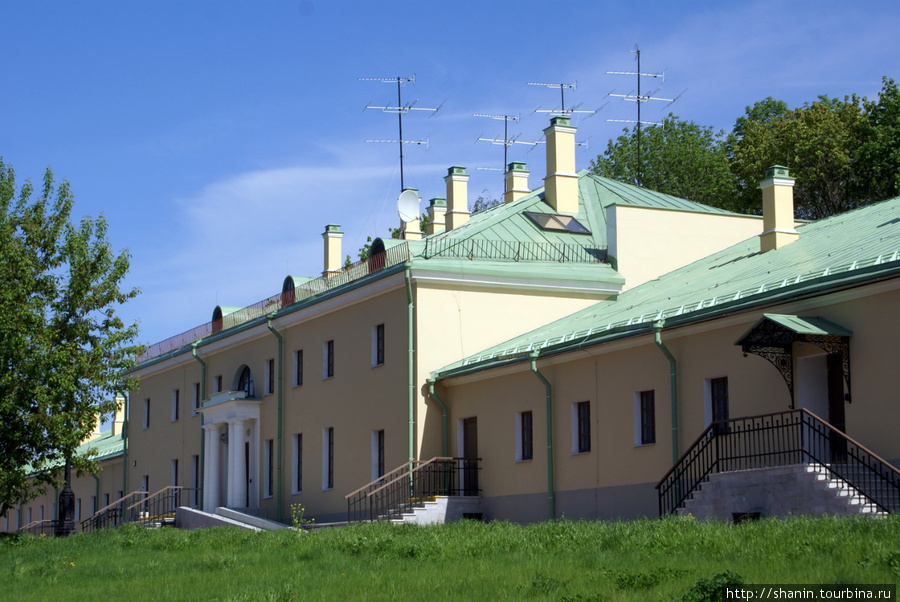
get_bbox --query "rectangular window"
[171,459,179,487]
[264,439,274,498]
[634,390,656,445]
[517,411,534,461]
[372,324,385,367]
[214,375,223,393]
[323,427,334,490]
[292,433,303,494]
[190,455,200,507]
[372,429,385,480]
[75,498,82,522]
[294,349,304,386]
[142,398,150,429]
[266,358,275,395]
[573,401,591,453]
[710,376,730,435]
[26,508,32,524]
[192,382,201,414]
[38,505,44,521]
[90,495,97,515]
[171,389,180,422]
[323,340,334,379]
[103,493,110,508]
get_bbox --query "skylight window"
[524,211,591,234]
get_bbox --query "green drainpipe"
[122,393,129,498]
[405,264,415,467]
[191,344,207,510]
[266,318,284,523]
[426,379,449,457]
[529,351,555,520]
[652,321,679,465]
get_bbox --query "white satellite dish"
[397,189,420,223]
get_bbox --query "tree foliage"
[590,115,734,208]
[0,160,141,517]
[593,77,900,220]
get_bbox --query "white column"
[228,419,246,507]
[203,425,220,511]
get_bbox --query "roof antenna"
[527,81,604,119]
[606,45,686,187]
[360,75,443,191]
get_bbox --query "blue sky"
[3,0,899,347]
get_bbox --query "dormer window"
[524,211,591,234]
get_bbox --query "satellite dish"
[397,189,420,223]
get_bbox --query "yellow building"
[11,120,895,531]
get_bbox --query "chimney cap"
[550,115,571,127]
[764,165,794,181]
[323,224,343,234]
[429,197,447,207]
[447,165,467,176]
[506,161,528,173]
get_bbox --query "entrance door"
[826,353,847,462]
[462,417,478,495]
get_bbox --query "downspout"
[652,321,679,465]
[266,318,284,523]
[191,344,207,509]
[122,393,129,498]
[405,264,415,467]
[529,351,555,520]
[426,379,449,457]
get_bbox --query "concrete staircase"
[389,496,483,525]
[678,463,886,520]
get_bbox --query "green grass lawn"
[2,516,898,601]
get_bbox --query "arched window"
[238,366,255,398]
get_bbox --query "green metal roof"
[436,195,900,378]
[735,314,853,345]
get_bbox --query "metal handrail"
[347,457,481,523]
[656,408,900,516]
[81,490,148,533]
[18,520,58,536]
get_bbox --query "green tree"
[0,160,141,519]
[730,96,867,218]
[590,115,734,209]
[857,77,900,203]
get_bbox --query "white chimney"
[322,224,343,276]
[759,165,798,252]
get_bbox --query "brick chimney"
[759,165,798,252]
[543,116,579,214]
[445,166,470,230]
[322,224,343,277]
[426,198,447,235]
[504,162,530,204]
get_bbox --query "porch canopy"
[735,314,852,407]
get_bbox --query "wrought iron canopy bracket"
[738,318,851,408]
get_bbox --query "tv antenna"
[527,81,603,118]
[606,45,685,186]
[360,75,443,191]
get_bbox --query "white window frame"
[633,390,656,446]
[571,401,591,454]
[142,398,150,430]
[292,433,303,494]
[192,382,201,415]
[322,340,334,379]
[371,324,385,367]
[265,358,275,395]
[516,410,534,462]
[171,389,180,422]
[214,375,223,393]
[371,429,385,480]
[322,427,334,490]
[263,439,274,499]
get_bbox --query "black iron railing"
[346,457,481,523]
[656,409,900,516]
[18,520,59,536]
[125,486,201,527]
[81,490,148,533]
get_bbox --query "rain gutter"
[652,320,679,465]
[191,344,206,510]
[405,264,415,466]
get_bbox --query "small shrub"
[680,570,746,602]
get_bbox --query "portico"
[200,391,262,511]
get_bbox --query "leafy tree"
[0,160,141,519]
[730,95,867,218]
[857,77,900,203]
[470,192,500,214]
[590,115,734,209]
